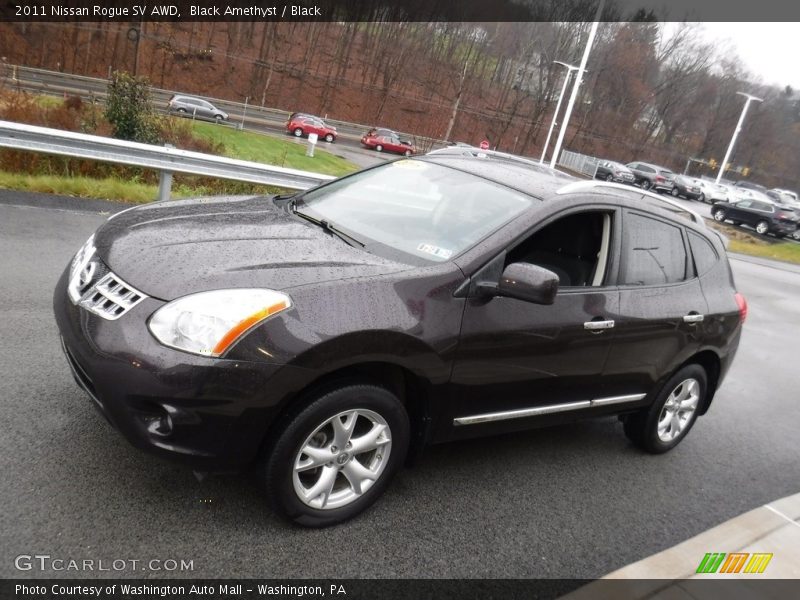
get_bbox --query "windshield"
[295,160,536,263]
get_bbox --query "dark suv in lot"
[711,198,799,237]
[54,154,745,527]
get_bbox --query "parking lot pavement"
[1,191,799,580]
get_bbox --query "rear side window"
[688,232,719,276]
[621,213,687,286]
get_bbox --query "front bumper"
[53,267,311,471]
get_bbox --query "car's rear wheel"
[375,144,383,152]
[261,384,409,527]
[791,230,800,241]
[756,220,769,235]
[712,208,726,222]
[177,108,187,114]
[324,133,335,143]
[293,128,304,137]
[623,364,707,454]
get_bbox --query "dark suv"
[711,198,799,237]
[54,156,745,527]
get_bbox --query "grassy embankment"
[0,92,358,202]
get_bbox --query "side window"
[688,232,719,276]
[621,213,687,286]
[506,211,613,288]
[735,200,752,208]
[640,165,654,173]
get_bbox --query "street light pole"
[715,92,763,184]
[549,0,604,169]
[539,61,579,164]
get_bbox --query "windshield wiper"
[294,210,365,248]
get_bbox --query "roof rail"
[555,181,705,226]
[426,146,574,178]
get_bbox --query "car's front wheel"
[293,128,304,137]
[375,144,383,152]
[756,220,769,235]
[261,384,409,527]
[605,174,613,182]
[641,180,651,190]
[324,133,335,143]
[791,229,800,241]
[623,364,707,453]
[712,208,726,222]
[671,187,679,197]
[697,193,705,203]
[404,150,412,157]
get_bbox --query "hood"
[95,195,411,300]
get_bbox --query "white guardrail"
[0,120,335,200]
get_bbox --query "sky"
[698,22,800,91]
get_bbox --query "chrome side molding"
[453,393,646,426]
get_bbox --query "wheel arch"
[259,359,439,467]
[677,349,722,415]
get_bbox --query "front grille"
[78,272,147,320]
[68,244,147,320]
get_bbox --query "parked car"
[287,115,337,142]
[594,160,635,184]
[168,95,228,122]
[711,198,799,237]
[767,188,799,205]
[733,181,768,194]
[361,128,415,156]
[626,161,675,193]
[55,153,744,527]
[671,175,704,201]
[693,179,731,204]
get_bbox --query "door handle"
[584,319,615,332]
[683,313,704,324]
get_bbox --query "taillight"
[735,292,747,323]
[655,175,664,182]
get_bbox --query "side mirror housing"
[490,262,560,305]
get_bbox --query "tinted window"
[639,165,655,173]
[688,232,718,276]
[622,213,687,285]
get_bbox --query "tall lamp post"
[539,61,580,164]
[715,92,763,184]
[549,0,605,169]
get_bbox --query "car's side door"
[448,207,623,440]
[601,210,709,398]
[726,199,753,225]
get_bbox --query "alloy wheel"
[292,409,392,510]
[756,221,769,235]
[713,210,726,222]
[656,378,700,442]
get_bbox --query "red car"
[361,128,415,156]
[286,115,337,142]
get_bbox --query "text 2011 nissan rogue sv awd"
[54,153,745,527]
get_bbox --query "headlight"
[67,234,96,303]
[148,289,291,357]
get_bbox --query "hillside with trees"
[1,17,798,188]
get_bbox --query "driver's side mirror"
[478,262,559,305]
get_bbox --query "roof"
[422,149,574,199]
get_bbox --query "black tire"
[215,115,223,123]
[404,150,412,157]
[697,193,705,203]
[712,208,726,222]
[791,230,800,241]
[261,384,409,527]
[324,133,335,143]
[177,108,187,114]
[605,174,613,182]
[641,180,651,191]
[293,128,304,137]
[755,220,770,236]
[623,364,707,454]
[671,187,679,197]
[375,144,383,152]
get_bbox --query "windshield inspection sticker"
[417,243,453,259]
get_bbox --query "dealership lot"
[1,193,798,579]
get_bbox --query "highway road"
[1,190,799,580]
